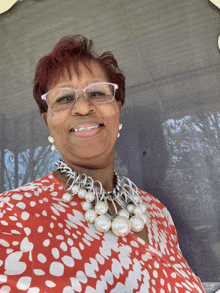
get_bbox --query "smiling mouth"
[70,124,102,133]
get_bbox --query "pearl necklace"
[55,159,148,237]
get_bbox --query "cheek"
[47,113,67,136]
[110,108,120,128]
[47,108,67,121]
[102,103,120,122]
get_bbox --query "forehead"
[48,60,109,89]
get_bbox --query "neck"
[53,160,115,192]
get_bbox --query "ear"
[117,101,122,113]
[42,112,48,126]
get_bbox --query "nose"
[71,91,95,116]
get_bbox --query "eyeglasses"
[41,82,118,110]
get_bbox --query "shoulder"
[138,188,175,226]
[0,173,58,205]
[138,188,165,209]
[0,173,64,236]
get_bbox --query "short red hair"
[33,35,125,113]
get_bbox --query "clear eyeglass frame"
[41,82,118,111]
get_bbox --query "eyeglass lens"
[47,83,115,110]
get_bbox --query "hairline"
[46,58,112,92]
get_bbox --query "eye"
[88,90,106,98]
[85,84,114,103]
[55,94,75,104]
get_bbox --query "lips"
[71,124,101,132]
[70,123,103,137]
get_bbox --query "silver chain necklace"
[55,159,148,237]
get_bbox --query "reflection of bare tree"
[1,146,60,192]
[163,112,220,202]
[163,112,220,281]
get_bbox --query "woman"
[0,35,205,293]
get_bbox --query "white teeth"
[74,125,100,132]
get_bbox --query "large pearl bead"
[85,209,97,223]
[62,192,72,203]
[81,201,92,211]
[85,191,95,202]
[78,189,87,199]
[95,202,108,215]
[126,204,135,214]
[133,195,140,203]
[130,216,144,232]
[140,213,148,224]
[95,215,111,232]
[140,203,147,213]
[112,216,131,237]
[71,185,79,195]
[133,205,143,216]
[117,209,130,219]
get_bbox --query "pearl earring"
[48,136,57,151]
[117,123,122,138]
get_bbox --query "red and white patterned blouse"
[0,173,205,293]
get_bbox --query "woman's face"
[43,60,122,169]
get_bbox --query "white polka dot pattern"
[0,173,205,292]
